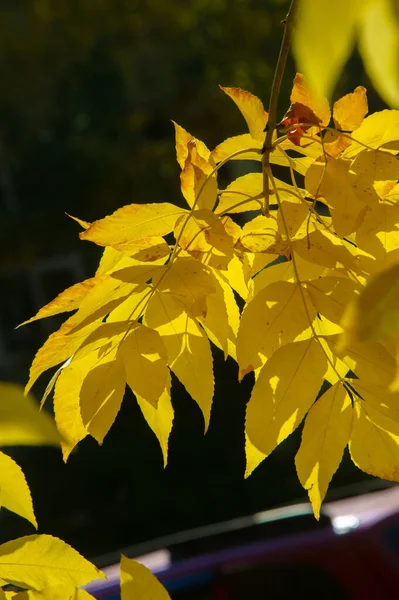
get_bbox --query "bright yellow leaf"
[240,214,287,255]
[350,396,399,482]
[19,278,98,327]
[216,173,264,214]
[306,276,360,326]
[246,339,328,457]
[0,535,104,590]
[295,383,352,518]
[80,203,186,251]
[219,86,268,141]
[11,584,95,599]
[218,253,248,301]
[237,281,315,376]
[172,121,211,169]
[180,141,217,211]
[136,373,173,467]
[344,110,399,158]
[305,158,368,237]
[120,555,171,600]
[355,196,399,267]
[211,134,263,163]
[333,86,368,131]
[144,291,214,430]
[358,0,399,109]
[0,452,36,527]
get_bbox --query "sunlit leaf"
[120,555,171,600]
[0,452,36,527]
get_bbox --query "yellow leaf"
[358,0,399,109]
[0,383,59,447]
[293,228,362,273]
[180,142,217,211]
[219,86,268,141]
[341,262,399,345]
[19,278,98,327]
[172,121,211,169]
[305,158,368,237]
[0,451,36,528]
[120,323,169,407]
[277,199,309,240]
[198,269,239,359]
[25,316,101,395]
[344,110,399,158]
[240,214,287,255]
[136,373,173,467]
[326,335,395,387]
[153,257,216,318]
[350,149,399,206]
[349,396,399,481]
[216,173,264,214]
[306,276,360,326]
[218,253,248,301]
[144,292,214,430]
[242,252,278,282]
[0,535,104,590]
[245,433,268,478]
[295,383,352,519]
[11,584,95,599]
[246,339,328,457]
[211,134,263,163]
[290,73,331,127]
[248,261,295,300]
[80,203,186,251]
[355,195,399,267]
[237,281,315,375]
[174,209,234,255]
[333,86,368,131]
[292,0,360,100]
[120,555,171,600]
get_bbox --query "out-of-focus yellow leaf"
[290,73,331,126]
[0,535,104,590]
[333,86,368,131]
[292,0,360,100]
[358,0,399,109]
[11,584,95,598]
[246,339,328,457]
[0,383,59,447]
[144,291,214,431]
[341,262,399,346]
[219,86,268,141]
[172,121,211,169]
[237,281,314,376]
[136,373,173,467]
[0,452,36,528]
[19,278,98,327]
[180,142,217,211]
[120,555,171,600]
[80,203,186,251]
[296,383,352,519]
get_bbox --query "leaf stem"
[262,0,298,216]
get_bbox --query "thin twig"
[262,0,298,216]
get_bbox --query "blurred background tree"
[0,0,386,560]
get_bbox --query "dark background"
[0,0,388,561]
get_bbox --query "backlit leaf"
[0,452,36,527]
[219,86,268,141]
[173,121,211,169]
[120,555,171,600]
[0,535,104,590]
[180,142,217,211]
[296,383,352,518]
[246,339,328,457]
[333,86,368,131]
[144,292,214,430]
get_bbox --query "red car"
[85,485,399,599]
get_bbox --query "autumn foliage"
[19,72,399,526]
